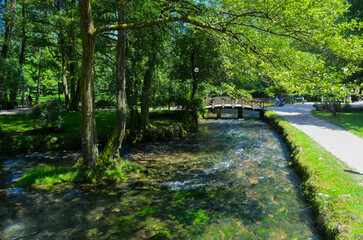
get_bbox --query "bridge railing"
[205,96,264,110]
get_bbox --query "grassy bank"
[13,159,146,190]
[265,111,363,240]
[312,111,363,139]
[0,110,187,153]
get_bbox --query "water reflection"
[0,111,319,239]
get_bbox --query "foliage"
[313,102,340,112]
[95,93,117,107]
[265,111,363,239]
[28,100,63,129]
[0,110,186,153]
[341,103,352,112]
[101,158,146,182]
[313,102,353,113]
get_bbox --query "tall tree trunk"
[183,47,199,127]
[61,54,70,109]
[56,0,70,110]
[126,68,139,131]
[327,94,337,117]
[1,0,17,105]
[35,48,44,105]
[100,1,127,160]
[79,0,98,167]
[69,0,80,111]
[70,76,81,111]
[1,0,16,59]
[140,53,156,129]
[19,0,26,106]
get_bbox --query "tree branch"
[94,16,188,35]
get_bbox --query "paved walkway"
[268,103,363,174]
[0,108,32,115]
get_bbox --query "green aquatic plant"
[13,166,83,189]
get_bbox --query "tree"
[0,0,17,106]
[77,0,363,172]
[78,0,190,169]
[1,0,16,59]
[99,1,127,161]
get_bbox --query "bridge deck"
[205,104,263,111]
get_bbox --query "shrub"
[313,102,340,112]
[95,94,116,107]
[28,100,63,129]
[341,103,352,112]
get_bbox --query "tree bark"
[126,68,139,131]
[100,1,127,160]
[183,47,199,127]
[1,0,17,105]
[19,0,26,106]
[35,48,44,105]
[61,54,70,109]
[69,0,80,111]
[140,54,156,129]
[56,0,70,110]
[326,94,337,117]
[1,0,16,59]
[79,0,98,167]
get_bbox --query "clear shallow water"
[0,111,319,239]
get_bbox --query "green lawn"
[312,111,363,139]
[265,111,363,239]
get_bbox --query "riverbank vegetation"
[13,158,146,190]
[1,0,363,174]
[265,111,363,239]
[312,111,363,139]
[0,109,187,153]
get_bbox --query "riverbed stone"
[87,207,105,222]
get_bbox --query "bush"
[313,102,340,112]
[28,100,63,129]
[341,103,352,112]
[95,94,116,107]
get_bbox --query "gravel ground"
[268,103,363,174]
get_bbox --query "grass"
[312,111,363,139]
[13,166,81,190]
[265,111,363,240]
[13,159,146,189]
[0,109,184,153]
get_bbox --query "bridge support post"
[238,108,243,119]
[217,108,222,118]
[259,110,264,120]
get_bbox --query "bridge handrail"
[205,96,265,110]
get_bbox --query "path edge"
[265,110,363,240]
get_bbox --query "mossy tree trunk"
[100,1,127,160]
[79,0,98,167]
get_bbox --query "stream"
[0,110,319,239]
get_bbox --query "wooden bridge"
[205,96,265,119]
